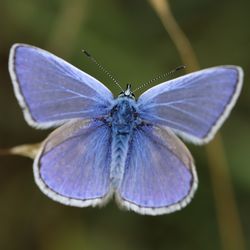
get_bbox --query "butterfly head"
[118,84,135,99]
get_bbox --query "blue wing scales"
[34,119,112,207]
[116,125,197,215]
[137,66,243,144]
[9,44,113,128]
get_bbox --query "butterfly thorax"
[111,97,138,133]
[109,97,139,188]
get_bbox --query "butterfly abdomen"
[110,97,138,188]
[110,133,130,188]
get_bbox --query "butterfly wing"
[116,125,197,215]
[34,119,112,207]
[137,66,243,144]
[9,44,113,128]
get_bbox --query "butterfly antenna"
[133,65,186,93]
[82,50,124,91]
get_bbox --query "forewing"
[116,125,197,215]
[9,44,113,128]
[137,66,243,144]
[34,119,112,207]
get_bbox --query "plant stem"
[148,0,246,250]
[0,143,41,159]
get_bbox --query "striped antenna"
[133,65,186,93]
[82,50,124,92]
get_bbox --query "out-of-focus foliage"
[0,0,249,250]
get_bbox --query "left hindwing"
[34,119,113,207]
[137,66,243,144]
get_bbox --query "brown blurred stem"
[206,134,246,250]
[148,0,245,250]
[148,0,199,73]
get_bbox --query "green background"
[0,0,249,249]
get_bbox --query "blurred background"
[0,0,249,249]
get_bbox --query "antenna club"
[176,65,186,71]
[82,50,91,57]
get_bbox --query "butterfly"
[8,43,243,215]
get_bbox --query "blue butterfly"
[9,44,243,215]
